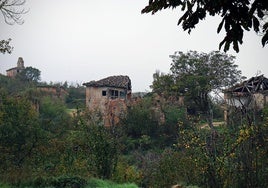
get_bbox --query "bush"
[86,178,138,188]
[0,182,12,188]
[112,158,142,185]
[18,175,87,188]
[147,149,203,187]
[52,176,87,188]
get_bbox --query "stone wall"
[85,86,130,126]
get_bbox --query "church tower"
[6,57,25,77]
[17,57,25,69]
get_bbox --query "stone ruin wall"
[85,86,130,126]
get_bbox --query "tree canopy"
[152,51,243,96]
[17,66,41,83]
[152,50,243,128]
[0,93,40,167]
[142,0,268,52]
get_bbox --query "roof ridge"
[83,75,131,90]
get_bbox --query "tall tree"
[152,51,243,129]
[151,71,175,97]
[74,110,119,179]
[142,0,268,52]
[163,51,243,187]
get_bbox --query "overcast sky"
[0,0,267,92]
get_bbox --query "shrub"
[0,182,12,188]
[112,158,142,185]
[18,175,87,188]
[86,178,138,188]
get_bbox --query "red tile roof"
[83,75,131,90]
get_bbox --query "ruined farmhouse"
[6,57,25,77]
[83,75,131,126]
[224,75,268,121]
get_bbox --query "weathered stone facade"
[6,57,25,77]
[83,75,131,126]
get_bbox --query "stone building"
[83,75,132,126]
[6,57,25,77]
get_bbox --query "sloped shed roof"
[83,75,131,90]
[225,75,268,93]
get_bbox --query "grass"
[0,183,11,188]
[0,178,139,188]
[86,178,138,188]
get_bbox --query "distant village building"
[83,75,132,126]
[224,75,268,121]
[6,57,25,77]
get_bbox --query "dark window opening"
[102,90,107,96]
[120,91,126,98]
[109,89,119,99]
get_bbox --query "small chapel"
[6,57,25,78]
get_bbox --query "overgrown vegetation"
[0,51,267,187]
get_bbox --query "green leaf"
[219,38,226,50]
[263,22,268,31]
[252,16,260,32]
[224,41,230,52]
[178,11,188,26]
[233,40,239,52]
[217,18,225,33]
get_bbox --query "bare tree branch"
[0,0,27,54]
[0,0,27,25]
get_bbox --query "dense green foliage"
[16,66,41,83]
[2,1,266,186]
[84,119,119,179]
[122,96,184,151]
[0,177,138,188]
[0,55,267,187]
[65,85,85,109]
[0,92,40,168]
[153,51,241,129]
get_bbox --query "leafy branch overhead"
[142,0,268,52]
[0,38,13,54]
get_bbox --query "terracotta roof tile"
[83,75,131,90]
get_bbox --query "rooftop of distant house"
[225,75,268,93]
[83,75,131,90]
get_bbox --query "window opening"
[120,91,126,99]
[109,89,119,99]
